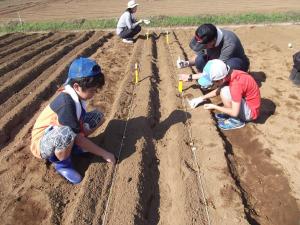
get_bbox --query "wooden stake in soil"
[146,30,149,40]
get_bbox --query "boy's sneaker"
[215,113,229,121]
[122,38,133,44]
[218,117,245,130]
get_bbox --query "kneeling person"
[30,57,116,184]
[177,23,250,89]
[188,59,261,130]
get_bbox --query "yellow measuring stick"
[166,31,169,44]
[178,80,183,93]
[135,63,139,84]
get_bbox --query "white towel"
[63,85,87,120]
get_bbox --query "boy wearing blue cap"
[30,57,116,184]
[186,59,261,130]
[177,23,249,89]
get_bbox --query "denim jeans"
[195,53,249,72]
[119,25,141,39]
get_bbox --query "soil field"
[1,0,300,23]
[0,25,300,225]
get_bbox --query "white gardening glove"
[176,58,190,69]
[137,19,143,24]
[143,19,150,25]
[188,97,204,109]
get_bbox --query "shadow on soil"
[250,71,266,87]
[98,109,191,162]
[255,97,276,124]
[72,109,191,220]
[88,109,189,224]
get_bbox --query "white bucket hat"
[128,0,139,9]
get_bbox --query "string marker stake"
[134,63,139,84]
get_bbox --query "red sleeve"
[230,83,242,103]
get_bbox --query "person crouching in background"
[116,0,147,44]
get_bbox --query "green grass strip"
[1,11,300,33]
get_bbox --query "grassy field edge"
[1,11,300,33]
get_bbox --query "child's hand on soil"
[104,152,116,165]
[203,103,215,110]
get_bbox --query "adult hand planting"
[176,58,190,68]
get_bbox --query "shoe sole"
[218,123,245,130]
[218,119,245,130]
[214,114,229,121]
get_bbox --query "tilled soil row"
[63,37,143,225]
[0,31,112,145]
[1,28,299,225]
[99,35,160,225]
[100,32,210,225]
[0,32,29,49]
[155,33,209,224]
[0,33,14,42]
[0,32,74,76]
[0,1,46,16]
[171,28,300,224]
[0,32,92,110]
[0,32,70,85]
[0,31,132,225]
[170,29,250,224]
[0,32,53,59]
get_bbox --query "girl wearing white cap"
[116,0,148,43]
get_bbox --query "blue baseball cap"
[198,59,229,88]
[65,57,103,85]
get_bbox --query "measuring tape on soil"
[165,30,212,225]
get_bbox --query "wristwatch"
[188,74,193,81]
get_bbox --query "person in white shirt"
[116,0,148,44]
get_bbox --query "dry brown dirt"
[0,25,300,225]
[1,1,300,225]
[0,0,300,23]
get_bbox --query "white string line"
[181,96,212,225]
[101,74,138,225]
[166,31,212,225]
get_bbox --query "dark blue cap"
[65,57,103,85]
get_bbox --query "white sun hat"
[128,0,139,9]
